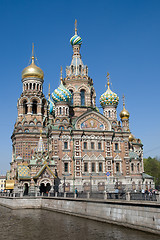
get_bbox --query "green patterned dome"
[100,77,119,107]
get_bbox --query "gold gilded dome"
[22,44,44,80]
[120,95,130,119]
[22,56,44,80]
[129,133,135,142]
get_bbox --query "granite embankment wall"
[0,196,160,235]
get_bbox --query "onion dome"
[120,95,130,120]
[129,133,135,142]
[22,44,44,80]
[100,73,119,107]
[70,19,82,46]
[52,67,72,103]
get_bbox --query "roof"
[18,165,31,179]
[129,151,139,159]
[33,164,56,179]
[142,173,154,179]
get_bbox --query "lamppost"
[90,173,92,194]
[64,176,66,193]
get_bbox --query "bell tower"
[11,44,47,162]
[63,20,96,118]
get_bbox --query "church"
[6,21,154,195]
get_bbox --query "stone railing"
[0,191,160,202]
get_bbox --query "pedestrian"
[75,188,78,197]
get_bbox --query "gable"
[34,164,56,179]
[75,111,111,131]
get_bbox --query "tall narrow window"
[30,83,32,90]
[92,162,95,172]
[23,100,28,114]
[32,100,37,114]
[83,142,87,149]
[115,143,118,150]
[70,90,73,105]
[79,65,81,73]
[99,163,102,172]
[84,163,88,172]
[64,163,68,172]
[116,163,119,172]
[108,110,111,118]
[33,83,35,90]
[91,142,94,150]
[64,142,68,149]
[80,89,85,106]
[59,107,62,115]
[71,65,74,74]
[41,99,45,115]
[137,163,140,172]
[131,163,134,172]
[98,142,102,150]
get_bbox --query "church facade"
[8,21,154,194]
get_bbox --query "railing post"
[156,192,160,203]
[87,192,90,199]
[74,193,77,199]
[48,192,50,197]
[55,192,58,197]
[104,191,107,200]
[126,192,130,201]
[64,192,66,198]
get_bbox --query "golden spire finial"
[123,94,125,108]
[48,83,50,99]
[107,72,110,88]
[31,42,35,64]
[60,66,63,84]
[40,129,42,137]
[75,19,77,35]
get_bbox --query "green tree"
[144,157,160,189]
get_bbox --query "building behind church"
[6,21,154,195]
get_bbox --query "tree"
[144,157,160,189]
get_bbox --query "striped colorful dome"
[70,34,82,46]
[52,82,72,103]
[100,83,119,107]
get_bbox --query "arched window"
[59,107,62,115]
[37,84,39,90]
[26,83,28,90]
[79,65,81,73]
[41,99,45,115]
[40,85,42,91]
[32,100,37,114]
[137,163,140,172]
[30,83,32,90]
[69,90,73,105]
[71,65,74,74]
[131,163,134,172]
[80,89,85,106]
[33,83,35,90]
[23,100,28,114]
[108,110,111,118]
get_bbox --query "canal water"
[0,205,159,240]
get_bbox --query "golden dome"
[120,95,130,119]
[129,133,135,142]
[22,56,44,80]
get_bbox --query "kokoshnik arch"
[6,20,154,194]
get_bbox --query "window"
[83,142,87,149]
[116,163,119,172]
[64,142,68,149]
[64,163,68,172]
[70,90,73,105]
[137,163,140,172]
[91,142,94,149]
[71,65,74,74]
[41,99,45,115]
[32,100,37,114]
[98,142,101,150]
[79,65,81,73]
[59,107,62,115]
[84,163,88,172]
[92,163,95,172]
[131,163,134,172]
[108,110,111,117]
[33,83,35,90]
[23,100,28,114]
[80,89,85,106]
[99,163,102,172]
[115,143,118,150]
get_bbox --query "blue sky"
[0,0,160,174]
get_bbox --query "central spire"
[75,19,77,35]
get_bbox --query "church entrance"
[24,183,29,195]
[40,182,51,194]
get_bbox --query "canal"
[0,206,158,240]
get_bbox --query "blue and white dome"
[70,34,82,46]
[52,82,72,103]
